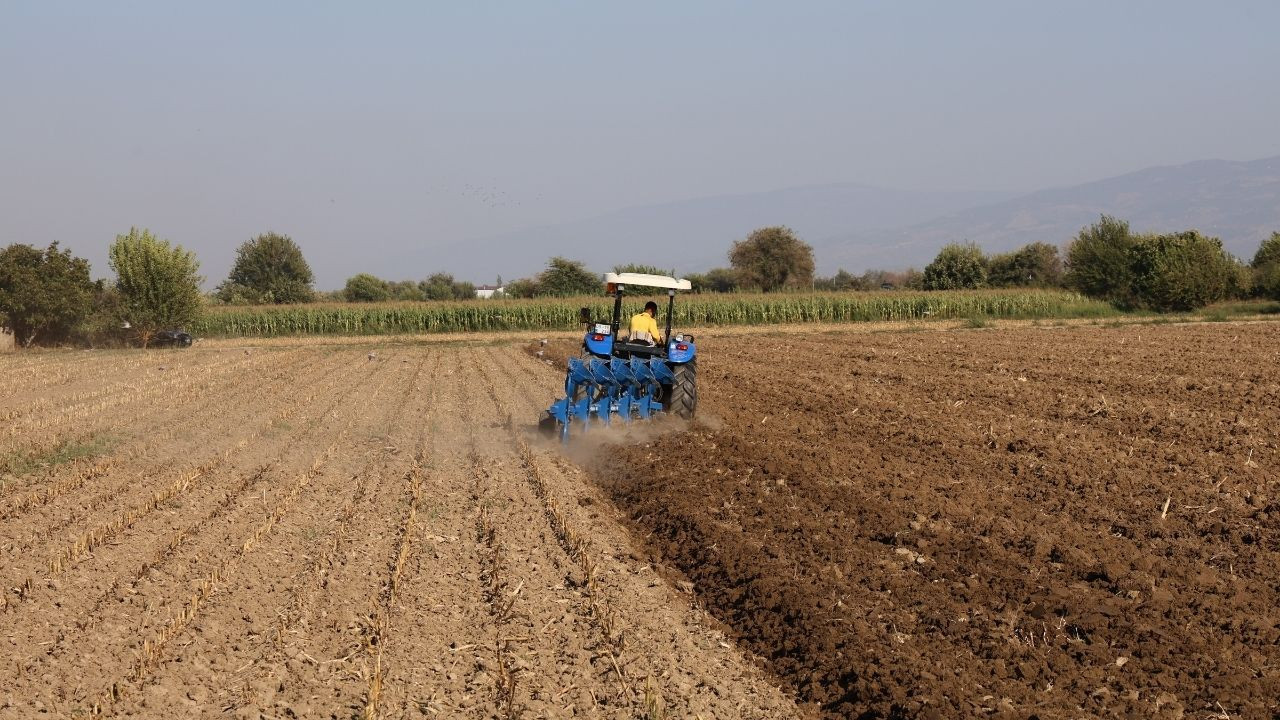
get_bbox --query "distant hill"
[448,183,1012,281]
[817,155,1280,272]
[452,155,1280,281]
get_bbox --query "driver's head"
[644,301,658,316]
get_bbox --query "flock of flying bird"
[453,182,537,210]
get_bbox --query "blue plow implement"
[547,356,672,442]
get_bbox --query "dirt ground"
[584,322,1280,719]
[0,344,797,718]
[2,320,1277,719]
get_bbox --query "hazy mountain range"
[445,184,1013,282]
[818,155,1280,272]
[451,154,1280,280]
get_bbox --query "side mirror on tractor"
[578,307,593,325]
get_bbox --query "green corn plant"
[192,289,1117,338]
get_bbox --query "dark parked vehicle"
[150,329,193,348]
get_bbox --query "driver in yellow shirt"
[628,301,663,345]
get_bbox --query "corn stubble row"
[194,290,1111,337]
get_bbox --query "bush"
[1065,216,1135,305]
[502,278,539,298]
[388,280,426,302]
[536,257,599,297]
[108,228,204,347]
[613,263,674,276]
[1225,255,1254,300]
[77,282,129,347]
[216,232,314,304]
[814,269,858,291]
[729,226,815,291]
[418,273,476,301]
[1129,231,1234,311]
[343,273,392,302]
[212,282,267,305]
[987,242,1063,288]
[1252,232,1280,300]
[1252,232,1280,270]
[686,267,740,293]
[1255,261,1280,301]
[923,243,987,290]
[0,242,95,346]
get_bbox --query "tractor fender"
[666,338,695,363]
[583,322,615,357]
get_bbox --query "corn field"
[191,289,1115,337]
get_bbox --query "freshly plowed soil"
[592,322,1280,719]
[0,345,798,718]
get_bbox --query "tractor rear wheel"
[666,360,697,419]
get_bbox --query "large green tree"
[1257,263,1280,301]
[1252,232,1280,271]
[923,242,987,290]
[217,232,314,304]
[1129,230,1234,311]
[109,228,204,347]
[987,242,1063,288]
[343,273,391,302]
[1252,232,1280,300]
[0,242,95,346]
[729,226,815,291]
[536,257,599,297]
[1065,215,1135,304]
[419,272,477,300]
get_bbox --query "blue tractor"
[541,272,697,442]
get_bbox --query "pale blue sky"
[2,1,1277,286]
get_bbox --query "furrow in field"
[0,349,257,454]
[592,324,1280,718]
[0,350,227,424]
[721,331,1274,582]
[465,350,637,717]
[0,352,372,598]
[373,355,492,718]
[160,350,432,718]
[47,353,407,717]
[493,344,808,718]
[0,348,322,512]
[0,348,340,532]
[0,353,364,623]
[101,351,430,718]
[0,355,399,715]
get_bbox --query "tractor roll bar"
[610,287,624,338]
[664,289,675,347]
[608,284,674,360]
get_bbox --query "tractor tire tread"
[669,360,697,420]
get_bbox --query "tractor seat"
[614,342,666,358]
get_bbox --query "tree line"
[912,217,1280,310]
[0,229,483,347]
[211,233,481,304]
[0,229,202,348]
[500,227,819,296]
[4,220,1280,348]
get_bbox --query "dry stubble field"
[2,320,1278,719]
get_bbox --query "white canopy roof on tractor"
[603,272,692,291]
